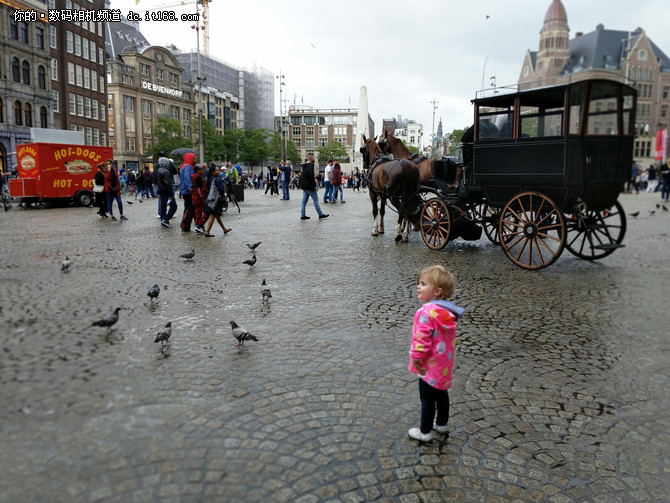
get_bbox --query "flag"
[656,129,667,161]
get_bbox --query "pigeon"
[243,254,256,269]
[261,279,272,303]
[61,256,71,272]
[229,320,258,349]
[663,205,668,212]
[139,199,143,203]
[247,241,262,251]
[180,249,195,260]
[656,204,660,209]
[154,321,172,349]
[127,200,134,205]
[147,283,160,302]
[91,307,121,334]
[629,211,639,217]
[649,210,656,215]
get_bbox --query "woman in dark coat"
[203,165,231,237]
[94,162,108,218]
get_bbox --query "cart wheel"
[565,200,626,260]
[481,204,502,245]
[420,198,451,250]
[499,191,566,270]
[75,190,93,207]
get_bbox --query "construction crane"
[135,0,211,55]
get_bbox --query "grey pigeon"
[229,320,258,349]
[154,321,172,349]
[126,200,134,205]
[61,256,71,272]
[663,205,668,212]
[91,307,121,334]
[243,254,256,269]
[147,283,160,302]
[649,210,656,215]
[180,249,195,260]
[247,241,262,251]
[261,279,272,303]
[629,211,639,217]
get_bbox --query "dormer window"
[638,49,647,61]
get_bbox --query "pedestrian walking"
[407,265,464,442]
[661,160,670,201]
[94,162,108,218]
[330,161,345,203]
[323,159,334,203]
[155,156,177,227]
[179,153,196,231]
[103,160,127,221]
[203,164,232,237]
[280,162,292,200]
[299,154,328,220]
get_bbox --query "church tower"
[535,0,570,80]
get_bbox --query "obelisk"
[354,86,370,171]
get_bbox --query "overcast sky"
[110,0,670,146]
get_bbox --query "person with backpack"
[156,156,177,227]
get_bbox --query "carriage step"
[591,243,625,250]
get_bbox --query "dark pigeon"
[147,284,160,302]
[91,308,121,334]
[261,279,272,303]
[180,250,195,260]
[61,256,71,272]
[154,321,172,349]
[247,241,262,251]
[243,254,256,269]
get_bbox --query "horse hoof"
[372,231,379,236]
[395,235,402,243]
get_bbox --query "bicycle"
[221,177,240,213]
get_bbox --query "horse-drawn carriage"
[362,78,636,270]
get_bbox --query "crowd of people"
[627,160,670,199]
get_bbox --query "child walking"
[408,265,465,442]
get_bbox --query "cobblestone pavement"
[0,187,668,503]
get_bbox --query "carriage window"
[569,85,586,134]
[622,89,635,135]
[519,106,563,138]
[476,105,513,139]
[586,84,618,135]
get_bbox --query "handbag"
[93,185,103,193]
[109,186,118,193]
[206,179,220,210]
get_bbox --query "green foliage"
[402,140,421,155]
[267,134,302,165]
[448,127,471,155]
[316,141,348,162]
[145,117,191,160]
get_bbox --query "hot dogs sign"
[17,144,102,178]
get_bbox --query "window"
[155,68,164,80]
[10,19,18,40]
[303,116,316,125]
[291,116,301,125]
[100,75,105,93]
[38,66,46,89]
[75,65,82,86]
[74,34,81,56]
[333,116,348,125]
[12,58,20,82]
[52,90,59,112]
[292,126,301,136]
[49,26,57,48]
[124,96,135,111]
[638,49,647,61]
[69,93,76,115]
[318,138,328,147]
[82,38,89,60]
[100,104,105,121]
[84,97,91,118]
[334,126,346,136]
[293,138,301,147]
[305,126,314,136]
[319,126,328,136]
[126,137,136,151]
[15,101,23,125]
[51,58,58,81]
[0,99,3,123]
[40,106,48,128]
[77,95,83,116]
[91,70,97,91]
[68,62,75,84]
[85,127,92,145]
[586,84,619,135]
[123,74,133,86]
[140,63,150,76]
[142,99,152,115]
[93,128,99,146]
[36,27,44,50]
[169,72,177,85]
[171,105,179,120]
[20,22,28,43]
[90,41,96,63]
[305,138,315,147]
[92,99,98,120]
[66,31,73,53]
[22,61,30,85]
[24,103,32,127]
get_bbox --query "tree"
[145,117,191,160]
[448,127,470,155]
[402,140,421,155]
[240,129,272,167]
[316,140,348,162]
[267,133,302,165]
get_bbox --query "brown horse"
[360,135,421,242]
[377,130,437,182]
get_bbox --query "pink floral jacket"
[409,300,464,390]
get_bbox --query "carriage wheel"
[420,198,451,250]
[499,191,566,270]
[564,200,626,260]
[481,204,502,245]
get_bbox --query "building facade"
[284,106,374,165]
[382,116,424,149]
[520,0,670,165]
[49,0,109,146]
[0,0,53,173]
[105,19,193,171]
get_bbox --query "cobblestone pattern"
[0,189,668,502]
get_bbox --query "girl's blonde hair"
[417,265,455,299]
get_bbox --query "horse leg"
[402,217,410,242]
[394,213,403,243]
[379,198,385,234]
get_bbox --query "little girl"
[408,265,464,442]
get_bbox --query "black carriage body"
[469,79,636,212]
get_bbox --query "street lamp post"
[277,72,285,162]
[192,1,205,166]
[430,97,438,157]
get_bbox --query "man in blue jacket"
[179,152,196,232]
